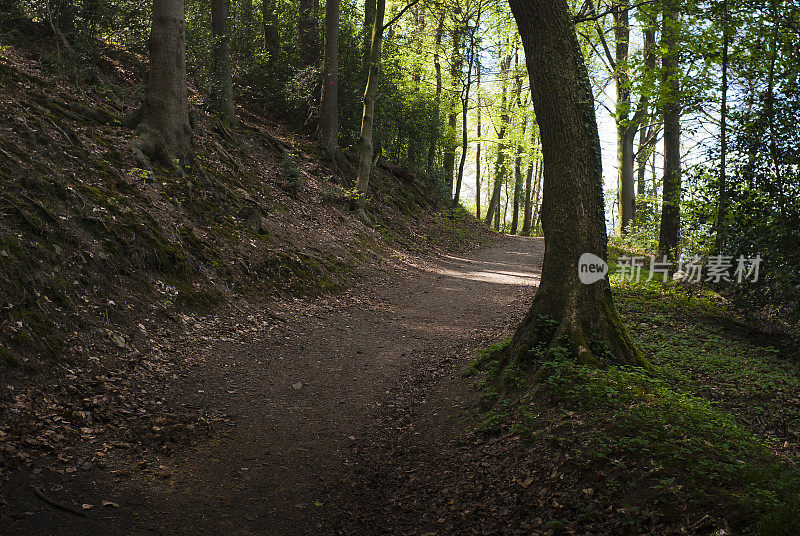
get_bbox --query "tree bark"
[658,3,681,261]
[363,0,376,71]
[131,0,192,166]
[354,0,385,214]
[316,0,339,152]
[497,0,646,370]
[299,0,319,67]
[210,0,235,123]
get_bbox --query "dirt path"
[4,235,543,535]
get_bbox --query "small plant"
[280,152,302,197]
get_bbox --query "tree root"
[32,486,87,518]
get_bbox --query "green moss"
[174,281,221,313]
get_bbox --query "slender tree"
[427,15,445,172]
[658,2,681,260]
[354,0,385,214]
[635,24,656,223]
[131,0,191,166]
[453,8,481,208]
[521,129,537,235]
[475,59,481,219]
[444,20,465,198]
[713,0,729,254]
[210,0,235,123]
[497,0,646,369]
[316,0,339,151]
[484,46,512,229]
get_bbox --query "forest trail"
[6,235,543,536]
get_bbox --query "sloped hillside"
[0,19,487,475]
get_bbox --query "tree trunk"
[510,112,527,234]
[713,0,728,254]
[510,149,523,234]
[131,0,191,166]
[454,14,480,208]
[658,3,681,261]
[475,60,481,220]
[363,0,376,71]
[531,156,543,233]
[613,2,637,234]
[497,0,646,370]
[210,0,235,123]
[484,49,511,228]
[262,0,278,59]
[299,0,319,67]
[521,130,536,235]
[354,0,385,213]
[316,0,339,152]
[427,15,445,172]
[444,23,464,199]
[635,25,656,224]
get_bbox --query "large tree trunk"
[354,0,385,214]
[299,0,319,67]
[498,0,646,370]
[316,0,339,151]
[210,0,235,123]
[131,0,191,166]
[658,3,682,261]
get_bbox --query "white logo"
[578,253,608,284]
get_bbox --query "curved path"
[7,235,543,535]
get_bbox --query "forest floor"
[1,234,545,535]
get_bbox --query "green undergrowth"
[466,262,800,534]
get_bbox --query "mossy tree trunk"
[354,0,384,213]
[131,0,192,167]
[499,0,646,370]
